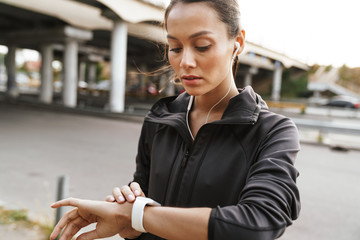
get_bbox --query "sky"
[237,0,360,67]
[1,0,359,68]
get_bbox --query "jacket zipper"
[181,151,190,167]
[170,149,190,205]
[185,122,254,204]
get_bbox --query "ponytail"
[232,56,239,79]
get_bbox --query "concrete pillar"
[39,44,54,104]
[271,61,283,101]
[139,64,147,98]
[244,72,252,86]
[244,67,258,87]
[0,54,5,90]
[314,90,321,99]
[63,40,78,108]
[110,20,128,113]
[78,62,86,83]
[165,75,175,96]
[5,45,18,98]
[87,62,97,90]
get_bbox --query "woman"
[50,0,300,239]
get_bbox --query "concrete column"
[165,75,175,96]
[63,40,79,108]
[271,61,283,101]
[39,44,54,104]
[244,72,252,86]
[0,54,6,90]
[87,62,97,90]
[139,64,147,99]
[78,62,86,83]
[313,90,321,99]
[5,45,18,98]
[244,67,258,87]
[110,20,128,112]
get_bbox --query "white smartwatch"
[131,197,161,233]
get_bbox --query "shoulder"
[258,109,297,131]
[256,110,300,150]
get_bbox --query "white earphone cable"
[186,42,240,141]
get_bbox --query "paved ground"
[0,224,47,240]
[1,102,360,240]
[0,103,140,239]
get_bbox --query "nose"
[180,48,196,69]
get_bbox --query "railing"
[267,101,306,113]
[293,118,360,135]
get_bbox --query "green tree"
[281,69,309,98]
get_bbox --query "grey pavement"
[1,102,360,240]
[0,102,141,240]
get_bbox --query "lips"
[181,75,202,86]
[182,75,202,80]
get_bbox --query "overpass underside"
[0,0,309,113]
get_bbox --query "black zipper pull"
[181,151,190,168]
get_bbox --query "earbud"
[232,42,241,59]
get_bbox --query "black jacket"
[132,86,300,240]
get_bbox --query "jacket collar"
[145,86,267,125]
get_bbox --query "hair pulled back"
[165,0,242,40]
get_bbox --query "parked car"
[325,96,360,109]
[95,80,110,91]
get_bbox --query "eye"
[169,48,182,53]
[195,45,211,52]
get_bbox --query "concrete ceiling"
[0,0,165,63]
[0,0,308,70]
[0,2,66,32]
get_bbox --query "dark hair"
[165,0,242,39]
[158,0,243,92]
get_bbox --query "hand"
[50,197,141,240]
[105,182,146,204]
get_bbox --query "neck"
[194,80,238,114]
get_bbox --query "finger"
[130,182,145,197]
[50,208,78,240]
[59,216,89,240]
[105,195,115,202]
[120,185,136,202]
[112,187,125,203]
[51,197,80,208]
[58,216,82,240]
[77,229,100,240]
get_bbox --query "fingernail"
[119,196,125,202]
[109,196,115,202]
[128,194,135,201]
[134,190,141,196]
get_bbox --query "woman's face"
[166,2,236,97]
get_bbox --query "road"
[0,103,360,240]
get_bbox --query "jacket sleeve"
[132,122,154,196]
[208,117,301,240]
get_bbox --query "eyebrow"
[167,30,213,40]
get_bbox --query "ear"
[235,30,246,55]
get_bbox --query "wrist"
[114,201,132,225]
[131,197,161,233]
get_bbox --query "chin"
[184,88,207,97]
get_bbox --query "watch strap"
[131,197,161,233]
